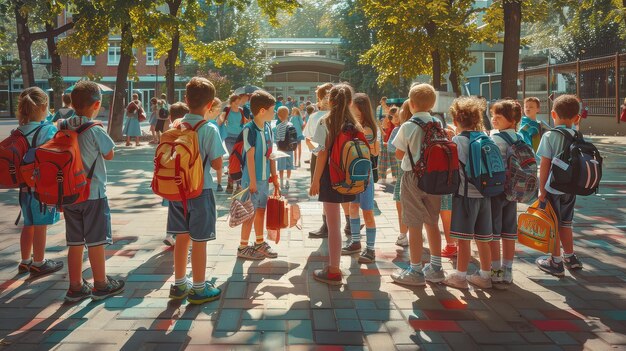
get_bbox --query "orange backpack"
[152,120,207,214]
[517,200,559,254]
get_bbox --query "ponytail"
[323,83,360,144]
[17,87,48,125]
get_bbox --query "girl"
[489,100,523,287]
[123,93,143,146]
[148,97,159,144]
[443,96,493,290]
[342,93,380,263]
[389,100,411,247]
[220,95,245,193]
[275,106,295,189]
[309,83,360,284]
[155,99,170,142]
[15,87,63,277]
[378,107,398,182]
[51,94,74,123]
[290,107,305,167]
[205,97,225,192]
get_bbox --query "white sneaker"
[422,264,445,283]
[163,234,175,247]
[395,234,408,247]
[443,272,469,290]
[467,272,492,289]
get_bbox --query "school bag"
[549,129,602,196]
[224,107,246,127]
[0,126,43,189]
[228,131,245,181]
[277,124,298,152]
[460,131,506,197]
[495,132,538,203]
[158,105,169,120]
[406,118,460,195]
[30,120,102,209]
[152,120,207,215]
[517,200,559,254]
[328,123,371,195]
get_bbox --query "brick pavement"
[0,133,624,350]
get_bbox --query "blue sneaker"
[187,282,221,305]
[169,278,192,300]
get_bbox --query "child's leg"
[363,209,376,250]
[254,208,266,244]
[440,210,455,246]
[87,245,107,288]
[297,143,302,165]
[456,239,471,272]
[68,246,84,290]
[135,137,141,146]
[424,222,442,270]
[20,226,34,261]
[490,240,502,269]
[475,240,492,273]
[216,167,223,186]
[502,239,515,266]
[279,170,284,185]
[325,202,342,273]
[407,225,423,267]
[395,202,407,235]
[349,203,361,244]
[174,234,191,280]
[191,240,207,284]
[32,225,48,263]
[239,216,254,247]
[126,136,131,145]
[558,226,573,256]
[287,170,291,179]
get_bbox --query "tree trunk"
[15,2,35,87]
[110,22,134,141]
[45,23,63,111]
[425,21,441,90]
[165,0,182,105]
[501,0,522,99]
[449,68,461,97]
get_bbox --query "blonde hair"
[409,83,436,112]
[399,100,411,123]
[277,106,289,120]
[449,96,485,131]
[292,107,301,116]
[17,87,48,125]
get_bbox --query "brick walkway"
[0,133,624,350]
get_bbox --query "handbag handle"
[230,187,249,200]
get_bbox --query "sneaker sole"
[64,294,92,303]
[237,254,265,260]
[313,274,342,286]
[29,263,64,279]
[537,266,565,277]
[442,281,469,290]
[169,293,190,300]
[92,287,125,301]
[357,257,375,264]
[391,277,426,287]
[341,250,361,255]
[163,240,174,247]
[187,294,221,305]
[425,276,445,283]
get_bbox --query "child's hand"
[538,189,546,203]
[272,176,280,192]
[309,180,320,196]
[249,181,258,194]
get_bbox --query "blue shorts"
[450,195,492,242]
[352,176,375,211]
[19,191,60,226]
[167,189,217,242]
[242,180,269,209]
[64,198,112,247]
[546,192,576,228]
[277,152,294,171]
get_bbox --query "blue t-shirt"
[17,121,57,147]
[64,116,116,200]
[242,121,273,183]
[537,125,576,195]
[180,114,226,190]
[290,115,304,138]
[519,116,540,149]
[224,108,244,137]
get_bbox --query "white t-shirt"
[391,112,442,172]
[303,110,327,138]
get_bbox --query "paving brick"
[314,331,364,345]
[312,309,336,330]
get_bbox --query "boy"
[535,94,583,276]
[390,83,444,286]
[167,77,225,304]
[274,106,295,189]
[237,91,280,260]
[63,81,124,302]
[519,97,541,151]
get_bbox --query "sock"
[479,270,491,279]
[175,277,188,286]
[492,260,502,270]
[365,227,376,250]
[552,256,563,263]
[563,252,574,259]
[430,255,442,271]
[255,232,264,245]
[456,270,467,278]
[32,261,44,267]
[239,241,248,249]
[193,282,205,292]
[21,258,32,265]
[410,262,423,272]
[286,179,290,187]
[350,218,361,243]
[502,259,513,268]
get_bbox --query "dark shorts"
[491,193,517,240]
[546,192,576,228]
[64,198,112,247]
[319,161,355,204]
[241,180,269,209]
[167,189,217,241]
[451,195,492,242]
[155,118,168,132]
[400,172,441,228]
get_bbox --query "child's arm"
[218,112,226,126]
[210,157,222,171]
[103,150,115,160]
[309,149,327,196]
[246,147,257,193]
[538,156,551,202]
[270,159,279,190]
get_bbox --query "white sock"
[21,259,32,265]
[193,282,205,291]
[492,260,502,270]
[479,270,491,279]
[175,277,187,286]
[455,270,467,278]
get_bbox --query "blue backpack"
[460,131,506,197]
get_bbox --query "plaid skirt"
[393,167,404,201]
[379,144,394,179]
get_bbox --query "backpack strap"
[495,132,516,146]
[191,119,207,131]
[76,121,103,134]
[29,125,44,148]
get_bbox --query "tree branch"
[30,21,74,41]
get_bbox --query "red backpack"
[407,118,460,195]
[0,127,43,189]
[228,131,245,181]
[31,121,102,209]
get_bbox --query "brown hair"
[160,93,167,100]
[62,94,71,107]
[17,87,48,125]
[292,107,301,116]
[320,83,360,145]
[524,97,540,108]
[399,100,411,123]
[449,96,485,131]
[409,83,436,111]
[389,106,398,114]
[250,90,276,116]
[228,94,240,104]
[316,83,333,102]
[352,93,378,135]
[169,102,189,120]
[552,94,580,120]
[132,93,139,100]
[71,80,101,111]
[185,77,216,110]
[211,97,222,111]
[491,99,522,127]
[306,105,315,115]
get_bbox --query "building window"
[146,46,158,65]
[108,42,121,65]
[82,54,96,66]
[484,52,496,74]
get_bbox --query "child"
[290,107,305,167]
[237,91,280,260]
[63,81,124,302]
[123,93,143,147]
[220,95,245,193]
[275,106,295,189]
[166,77,224,304]
[389,100,410,247]
[309,83,359,284]
[155,99,170,141]
[148,97,159,144]
[205,97,226,192]
[15,87,64,278]
[519,97,541,151]
[391,84,444,286]
[343,92,380,263]
[535,94,583,276]
[378,106,397,182]
[442,96,492,290]
[489,100,523,286]
[51,93,75,122]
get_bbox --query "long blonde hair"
[321,83,361,145]
[17,87,48,126]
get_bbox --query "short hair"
[185,77,216,110]
[491,99,522,126]
[409,83,436,111]
[62,94,71,106]
[132,93,139,100]
[250,90,276,116]
[71,81,102,111]
[306,105,315,115]
[150,97,158,104]
[552,94,580,120]
[211,97,222,110]
[160,93,167,100]
[449,96,486,131]
[169,102,189,120]
[524,97,540,108]
[277,106,289,118]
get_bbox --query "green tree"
[259,0,338,38]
